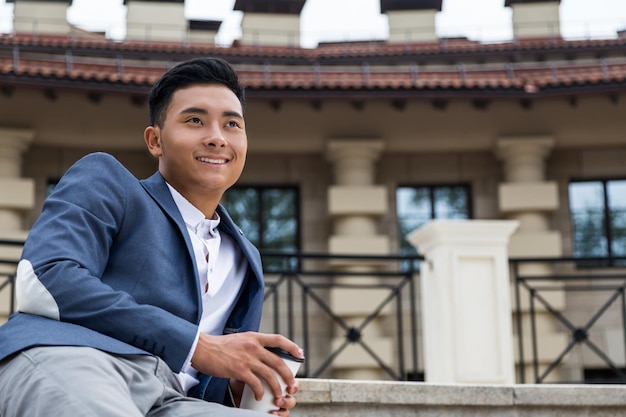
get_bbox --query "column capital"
[0,128,35,152]
[326,139,384,186]
[0,128,34,177]
[326,139,384,163]
[496,136,554,161]
[408,219,520,255]
[495,136,554,182]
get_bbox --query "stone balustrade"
[292,379,626,416]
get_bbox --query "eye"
[226,120,241,128]
[187,117,202,125]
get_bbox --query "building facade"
[1,0,626,384]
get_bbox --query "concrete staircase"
[292,379,626,416]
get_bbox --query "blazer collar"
[140,171,187,229]
[140,171,264,287]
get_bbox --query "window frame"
[222,184,301,253]
[395,182,473,266]
[568,178,626,267]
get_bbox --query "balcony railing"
[259,251,423,381]
[511,256,626,384]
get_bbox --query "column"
[496,136,567,383]
[407,220,519,384]
[0,128,35,321]
[326,139,392,380]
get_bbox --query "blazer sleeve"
[16,153,199,370]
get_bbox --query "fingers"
[191,332,304,403]
[270,394,297,416]
[250,334,304,400]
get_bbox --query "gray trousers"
[0,346,266,417]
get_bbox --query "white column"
[407,220,519,384]
[326,139,392,380]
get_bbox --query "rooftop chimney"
[505,0,561,39]
[124,0,186,42]
[234,0,307,47]
[380,0,442,43]
[10,0,72,35]
[188,20,222,45]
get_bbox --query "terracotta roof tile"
[2,33,626,97]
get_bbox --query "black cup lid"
[266,347,305,363]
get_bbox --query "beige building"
[1,0,626,385]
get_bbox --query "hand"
[229,378,299,417]
[191,332,303,402]
[270,379,299,417]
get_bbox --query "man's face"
[145,84,247,207]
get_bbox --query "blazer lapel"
[140,172,204,314]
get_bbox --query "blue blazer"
[0,153,265,403]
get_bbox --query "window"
[222,186,300,271]
[46,178,60,196]
[569,180,626,267]
[396,185,471,267]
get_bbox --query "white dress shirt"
[167,184,247,393]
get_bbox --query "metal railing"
[260,251,423,381]
[511,256,626,384]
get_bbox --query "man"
[0,57,303,416]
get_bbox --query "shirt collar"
[166,183,220,238]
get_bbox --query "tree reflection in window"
[569,180,626,267]
[396,185,471,270]
[222,186,299,272]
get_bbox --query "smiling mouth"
[196,156,228,165]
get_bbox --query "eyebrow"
[180,107,243,119]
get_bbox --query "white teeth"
[197,157,227,164]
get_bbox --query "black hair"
[148,57,245,127]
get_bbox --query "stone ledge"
[292,379,626,416]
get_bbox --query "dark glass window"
[396,184,471,266]
[569,180,626,267]
[222,186,300,271]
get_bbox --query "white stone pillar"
[407,220,519,384]
[326,139,392,380]
[0,128,34,321]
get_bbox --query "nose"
[204,122,226,147]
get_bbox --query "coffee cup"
[239,347,304,413]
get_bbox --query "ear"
[144,126,162,157]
